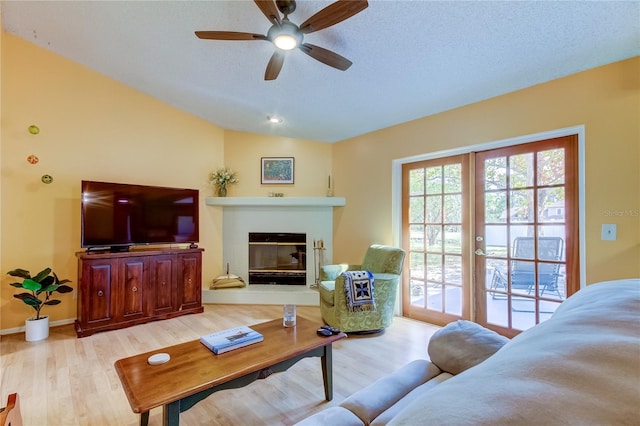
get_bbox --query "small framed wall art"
[261,157,294,184]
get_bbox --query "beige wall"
[1,29,638,332]
[222,130,332,197]
[332,57,640,284]
[0,33,334,331]
[0,33,227,330]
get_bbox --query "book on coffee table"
[200,326,264,354]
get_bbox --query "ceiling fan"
[195,0,368,81]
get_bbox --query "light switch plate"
[601,224,617,241]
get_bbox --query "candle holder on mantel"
[312,240,326,288]
[327,175,334,197]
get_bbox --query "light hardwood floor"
[0,305,440,426]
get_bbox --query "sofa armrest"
[427,320,509,375]
[320,264,362,281]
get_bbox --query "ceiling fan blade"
[265,50,285,80]
[254,0,282,26]
[299,0,368,34]
[299,43,352,71]
[195,31,267,41]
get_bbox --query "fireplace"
[248,232,306,285]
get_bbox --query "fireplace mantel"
[205,196,346,207]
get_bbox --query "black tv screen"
[81,180,199,249]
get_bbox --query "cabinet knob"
[162,281,166,286]
[97,290,104,297]
[132,286,138,292]
[188,279,192,284]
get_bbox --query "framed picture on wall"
[261,157,294,184]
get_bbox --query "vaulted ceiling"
[2,1,639,142]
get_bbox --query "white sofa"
[296,279,640,425]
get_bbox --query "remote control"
[316,328,333,337]
[321,325,341,335]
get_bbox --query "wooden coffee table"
[114,317,346,426]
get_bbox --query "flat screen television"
[81,180,199,250]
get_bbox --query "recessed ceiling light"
[267,115,282,124]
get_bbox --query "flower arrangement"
[209,167,239,197]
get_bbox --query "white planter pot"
[25,316,49,342]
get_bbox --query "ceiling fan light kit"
[195,0,368,80]
[269,20,302,50]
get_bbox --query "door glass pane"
[444,164,462,192]
[487,258,507,292]
[538,187,564,223]
[510,189,534,222]
[510,225,534,246]
[409,169,425,195]
[485,225,507,257]
[486,294,509,327]
[444,255,462,285]
[426,254,442,281]
[426,195,442,222]
[444,225,462,254]
[409,252,424,279]
[410,278,425,306]
[410,225,424,251]
[425,167,442,194]
[538,225,566,261]
[445,286,462,315]
[509,153,534,188]
[427,282,443,311]
[485,191,506,223]
[485,157,507,190]
[409,196,424,222]
[511,297,537,330]
[426,225,442,252]
[444,194,461,223]
[538,149,565,186]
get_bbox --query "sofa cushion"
[319,281,335,306]
[340,360,442,424]
[293,406,364,426]
[427,319,509,375]
[371,372,453,426]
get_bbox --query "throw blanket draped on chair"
[342,270,376,312]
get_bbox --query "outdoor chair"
[490,236,563,298]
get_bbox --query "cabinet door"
[81,260,116,326]
[177,252,202,311]
[119,256,148,321]
[149,255,176,316]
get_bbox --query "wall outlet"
[601,224,617,241]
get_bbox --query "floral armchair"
[318,244,406,333]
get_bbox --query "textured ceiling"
[2,1,639,142]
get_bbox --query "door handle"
[475,249,486,256]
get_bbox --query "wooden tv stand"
[75,248,204,338]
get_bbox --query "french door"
[402,155,471,324]
[402,135,579,335]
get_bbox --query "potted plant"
[7,267,73,341]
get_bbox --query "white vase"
[25,316,49,341]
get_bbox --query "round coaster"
[147,353,170,365]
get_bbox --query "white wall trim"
[391,125,587,311]
[0,318,75,336]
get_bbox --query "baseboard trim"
[0,318,76,336]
